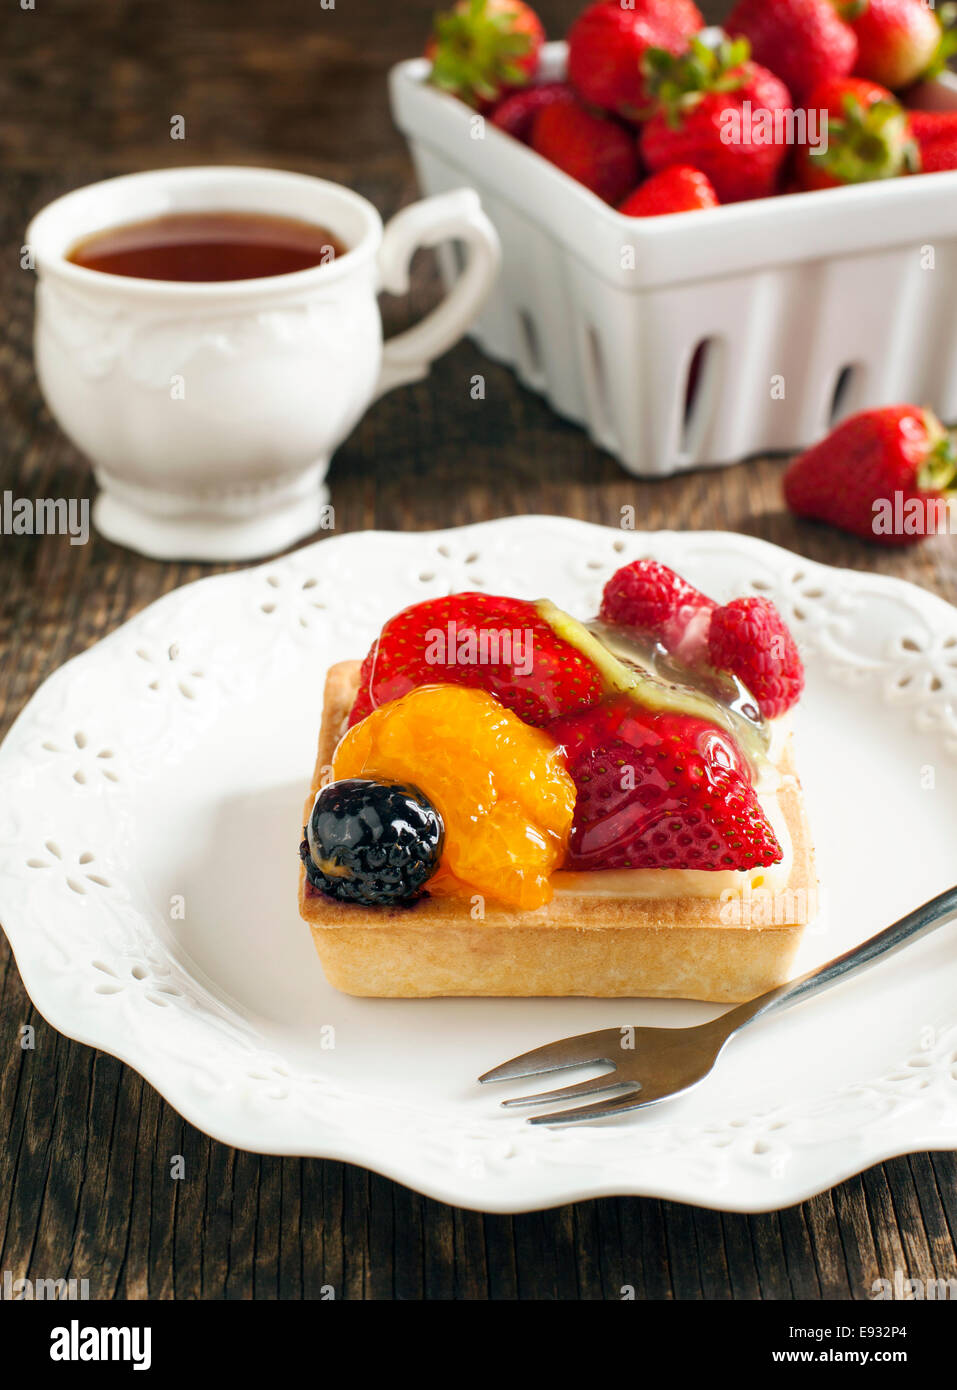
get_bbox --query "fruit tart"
[298,559,817,1002]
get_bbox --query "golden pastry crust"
[298,661,818,1001]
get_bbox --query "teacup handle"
[374,189,501,399]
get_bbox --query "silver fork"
[479,885,957,1126]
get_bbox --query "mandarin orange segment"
[332,684,575,909]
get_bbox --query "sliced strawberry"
[599,559,716,664]
[707,597,805,720]
[348,593,604,729]
[549,697,782,872]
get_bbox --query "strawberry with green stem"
[795,75,918,188]
[639,36,793,204]
[783,405,957,545]
[566,0,704,119]
[426,0,544,109]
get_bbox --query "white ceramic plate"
[1,517,956,1213]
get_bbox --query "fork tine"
[478,1028,622,1084]
[526,1086,653,1127]
[500,1069,626,1109]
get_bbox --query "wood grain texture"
[0,0,955,1300]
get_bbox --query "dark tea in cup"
[67,210,347,282]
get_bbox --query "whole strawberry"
[708,598,804,720]
[639,37,793,203]
[725,0,857,102]
[566,0,703,118]
[490,81,576,142]
[783,405,957,546]
[531,97,640,204]
[427,0,544,109]
[849,0,955,91]
[795,76,918,188]
[348,593,604,728]
[618,165,719,216]
[549,697,782,872]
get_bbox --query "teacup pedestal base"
[92,464,331,563]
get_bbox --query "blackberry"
[299,778,444,906]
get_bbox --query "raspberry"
[707,597,804,720]
[599,559,716,663]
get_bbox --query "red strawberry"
[566,0,703,118]
[783,405,957,546]
[639,37,793,203]
[348,593,604,728]
[909,108,957,172]
[490,81,576,141]
[549,697,782,872]
[725,0,857,102]
[426,0,545,109]
[795,76,918,188]
[531,97,640,204]
[707,598,805,720]
[918,135,957,173]
[849,0,955,91]
[599,559,716,663]
[908,109,957,142]
[618,165,719,215]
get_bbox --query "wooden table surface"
[1,0,955,1301]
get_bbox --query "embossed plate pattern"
[1,518,956,1213]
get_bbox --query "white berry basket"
[390,42,957,477]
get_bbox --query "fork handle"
[718,884,957,1041]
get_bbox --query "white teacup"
[27,166,500,561]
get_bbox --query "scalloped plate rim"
[1,516,956,1215]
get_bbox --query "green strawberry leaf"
[427,0,535,107]
[811,92,915,184]
[920,429,957,494]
